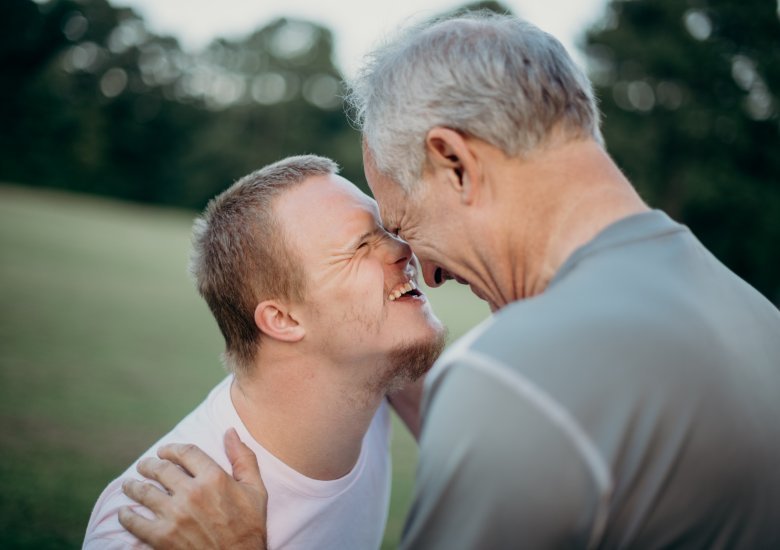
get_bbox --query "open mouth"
[388,279,423,301]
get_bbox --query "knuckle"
[136,482,154,500]
[181,443,198,457]
[157,459,175,477]
[236,443,254,457]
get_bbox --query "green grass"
[0,184,489,549]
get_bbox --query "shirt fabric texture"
[84,375,392,549]
[402,210,780,549]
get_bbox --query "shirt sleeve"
[401,358,605,550]
[83,475,157,549]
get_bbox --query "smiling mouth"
[388,279,423,301]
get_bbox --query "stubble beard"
[370,326,448,395]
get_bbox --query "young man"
[121,13,780,549]
[84,155,445,548]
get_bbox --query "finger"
[122,479,169,513]
[224,428,263,489]
[118,505,159,546]
[136,457,191,494]
[157,443,220,479]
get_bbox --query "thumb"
[224,428,264,490]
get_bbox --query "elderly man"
[84,155,445,549]
[121,13,780,549]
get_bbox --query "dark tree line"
[2,0,778,302]
[1,0,364,209]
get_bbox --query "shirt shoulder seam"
[440,348,614,549]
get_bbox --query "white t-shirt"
[84,376,392,549]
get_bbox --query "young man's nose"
[384,236,412,267]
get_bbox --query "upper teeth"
[388,280,417,301]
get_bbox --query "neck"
[485,138,649,304]
[230,348,384,481]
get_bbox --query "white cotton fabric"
[84,375,392,549]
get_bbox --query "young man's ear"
[254,300,305,343]
[424,127,481,205]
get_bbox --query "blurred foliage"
[0,0,510,210]
[1,0,365,209]
[585,0,780,303]
[2,0,777,302]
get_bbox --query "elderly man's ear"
[254,301,305,342]
[424,127,483,205]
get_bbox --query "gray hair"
[190,155,339,375]
[347,12,603,192]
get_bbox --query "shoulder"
[84,378,234,545]
[83,474,153,547]
[425,351,611,497]
[410,359,610,548]
[443,265,708,393]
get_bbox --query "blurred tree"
[172,17,363,208]
[0,0,106,188]
[1,0,519,212]
[0,0,204,203]
[585,0,780,302]
[0,0,362,209]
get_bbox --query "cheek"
[404,226,438,261]
[414,230,460,267]
[406,241,439,270]
[327,264,386,321]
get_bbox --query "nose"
[421,260,447,288]
[384,235,412,268]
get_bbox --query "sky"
[113,0,610,77]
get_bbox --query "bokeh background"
[1,0,778,548]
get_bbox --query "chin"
[377,323,447,392]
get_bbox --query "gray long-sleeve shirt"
[403,211,780,549]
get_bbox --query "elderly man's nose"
[421,261,446,288]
